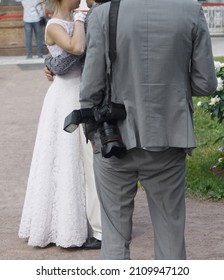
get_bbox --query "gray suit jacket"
[80,0,217,150]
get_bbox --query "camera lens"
[99,122,126,158]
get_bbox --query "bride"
[18,0,100,248]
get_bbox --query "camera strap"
[109,0,121,64]
[107,0,121,103]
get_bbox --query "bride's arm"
[46,13,86,56]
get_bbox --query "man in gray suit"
[79,0,217,259]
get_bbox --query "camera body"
[93,102,126,123]
[64,102,127,158]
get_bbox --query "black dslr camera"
[64,102,127,159]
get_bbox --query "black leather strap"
[106,0,121,103]
[109,0,121,63]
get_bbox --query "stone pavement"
[0,37,224,260]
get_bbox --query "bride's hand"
[73,11,86,23]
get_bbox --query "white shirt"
[19,0,44,23]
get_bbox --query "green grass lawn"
[186,57,224,200]
[186,101,224,200]
[214,57,224,64]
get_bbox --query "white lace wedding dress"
[18,18,88,247]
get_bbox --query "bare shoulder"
[46,23,67,46]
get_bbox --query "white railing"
[202,4,224,36]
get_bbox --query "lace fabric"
[45,18,74,57]
[18,19,89,248]
[45,51,81,76]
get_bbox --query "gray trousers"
[93,147,186,260]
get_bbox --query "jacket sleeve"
[190,6,217,96]
[44,51,83,75]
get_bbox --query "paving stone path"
[1,56,224,260]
